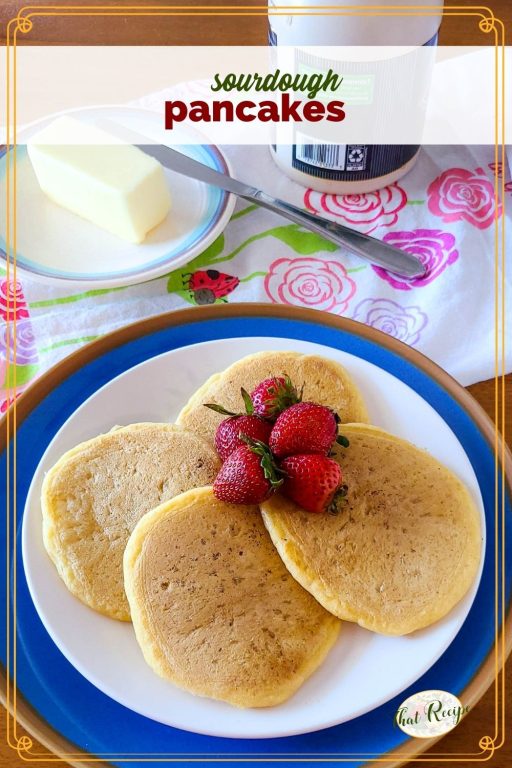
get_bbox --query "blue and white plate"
[1,306,511,766]
[0,106,235,288]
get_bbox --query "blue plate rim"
[2,303,511,767]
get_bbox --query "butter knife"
[100,121,425,278]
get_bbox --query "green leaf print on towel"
[167,223,339,305]
[268,225,339,255]
[2,363,39,389]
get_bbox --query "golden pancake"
[176,351,369,446]
[42,423,220,621]
[124,486,341,707]
[261,424,481,636]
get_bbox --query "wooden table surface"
[1,0,510,765]
[2,0,512,44]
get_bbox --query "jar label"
[291,141,419,181]
[268,28,438,184]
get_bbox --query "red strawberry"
[269,402,337,458]
[214,415,272,461]
[250,375,301,421]
[213,439,283,505]
[280,454,347,514]
[205,389,272,460]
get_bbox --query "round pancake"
[42,423,220,621]
[176,351,369,446]
[261,424,482,636]
[124,486,341,707]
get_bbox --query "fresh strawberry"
[250,375,301,421]
[280,454,347,514]
[269,402,350,458]
[204,389,272,460]
[269,402,337,457]
[213,438,283,504]
[214,415,272,461]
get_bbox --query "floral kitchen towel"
[1,142,510,412]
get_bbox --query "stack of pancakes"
[42,352,481,708]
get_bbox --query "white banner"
[1,46,509,144]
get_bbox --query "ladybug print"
[185,269,240,305]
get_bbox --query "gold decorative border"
[2,3,508,765]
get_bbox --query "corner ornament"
[478,734,496,758]
[478,14,497,34]
[16,735,34,758]
[13,8,34,35]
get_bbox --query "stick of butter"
[27,116,172,244]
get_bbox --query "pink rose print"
[1,397,15,414]
[1,319,38,365]
[427,167,502,229]
[372,229,459,290]
[488,162,502,178]
[0,280,30,321]
[0,280,37,409]
[487,164,512,194]
[352,298,428,346]
[264,257,356,314]
[304,183,407,235]
[0,387,27,413]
